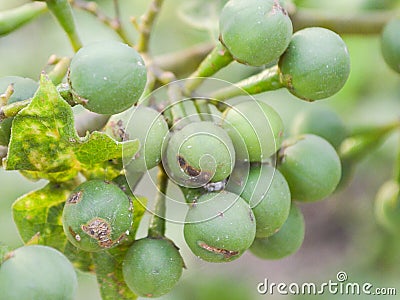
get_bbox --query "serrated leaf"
[4,75,139,182]
[12,182,94,272]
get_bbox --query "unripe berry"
[184,191,256,263]
[374,180,400,234]
[62,180,133,252]
[0,245,77,300]
[381,18,400,73]
[250,203,305,259]
[279,27,350,101]
[219,0,293,66]
[68,41,147,114]
[123,238,184,298]
[106,106,169,171]
[164,121,235,187]
[221,100,283,162]
[278,134,341,202]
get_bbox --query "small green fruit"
[164,121,235,187]
[278,134,342,202]
[279,27,350,101]
[219,0,293,66]
[221,100,283,162]
[123,238,184,298]
[228,163,291,238]
[250,203,305,259]
[381,18,400,73]
[0,245,77,300]
[290,107,347,149]
[106,106,169,171]
[62,180,133,252]
[68,41,147,114]
[184,191,256,263]
[0,76,38,146]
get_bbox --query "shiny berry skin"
[250,203,304,259]
[62,180,133,252]
[164,121,235,187]
[184,191,256,263]
[0,245,77,300]
[278,134,341,202]
[219,0,293,66]
[381,18,400,73]
[228,163,291,238]
[374,180,400,234]
[68,41,147,114]
[0,76,38,146]
[122,237,184,298]
[279,27,350,101]
[221,100,283,162]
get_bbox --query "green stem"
[209,65,283,101]
[291,8,398,34]
[48,57,71,85]
[0,98,31,121]
[168,82,188,128]
[184,42,233,95]
[136,0,165,53]
[395,132,400,183]
[148,166,168,238]
[193,99,213,122]
[0,2,47,36]
[71,0,133,46]
[45,0,82,52]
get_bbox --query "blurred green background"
[1,0,400,299]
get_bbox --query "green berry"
[68,41,147,114]
[381,18,400,73]
[279,27,350,101]
[290,107,347,149]
[0,76,38,146]
[184,191,256,263]
[122,237,184,298]
[250,203,305,259]
[221,100,283,162]
[228,164,291,238]
[219,0,293,66]
[0,245,77,300]
[106,106,169,171]
[278,134,341,202]
[374,180,400,234]
[62,180,133,252]
[164,121,235,187]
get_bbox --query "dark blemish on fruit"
[249,211,254,222]
[218,211,224,217]
[68,226,81,241]
[67,191,83,204]
[271,0,287,16]
[82,218,114,248]
[198,241,239,259]
[177,155,201,176]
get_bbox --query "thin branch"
[136,0,165,53]
[148,165,168,238]
[71,0,133,46]
[291,8,398,34]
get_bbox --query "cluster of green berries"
[2,0,399,299]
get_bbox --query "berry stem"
[47,57,71,85]
[183,42,233,95]
[0,2,48,36]
[193,99,213,122]
[167,82,188,128]
[148,166,168,238]
[45,0,82,52]
[70,0,133,46]
[0,98,31,121]
[291,8,398,35]
[136,0,165,53]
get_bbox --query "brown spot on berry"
[82,218,113,248]
[67,191,82,204]
[198,241,239,259]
